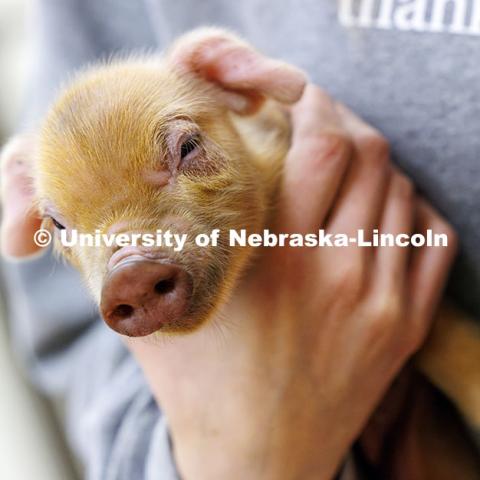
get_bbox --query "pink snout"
[100,255,192,337]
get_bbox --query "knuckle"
[369,299,426,357]
[302,130,352,167]
[308,84,331,100]
[363,296,405,348]
[426,214,458,253]
[439,221,458,247]
[364,292,429,358]
[371,292,402,322]
[297,85,334,110]
[330,259,365,299]
[358,132,390,165]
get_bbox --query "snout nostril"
[154,277,176,295]
[101,259,193,336]
[112,304,134,319]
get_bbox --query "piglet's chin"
[100,256,193,337]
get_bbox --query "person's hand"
[125,85,457,480]
[1,135,43,259]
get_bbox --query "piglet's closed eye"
[168,28,307,114]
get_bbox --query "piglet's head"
[30,29,306,337]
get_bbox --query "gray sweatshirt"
[3,1,480,478]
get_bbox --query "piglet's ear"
[0,135,43,259]
[167,28,307,114]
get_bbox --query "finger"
[408,199,458,336]
[279,85,352,233]
[371,171,415,295]
[169,28,307,114]
[336,103,383,144]
[1,136,43,259]
[326,104,391,239]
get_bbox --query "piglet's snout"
[100,254,192,337]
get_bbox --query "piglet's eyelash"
[49,216,66,230]
[180,135,201,161]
